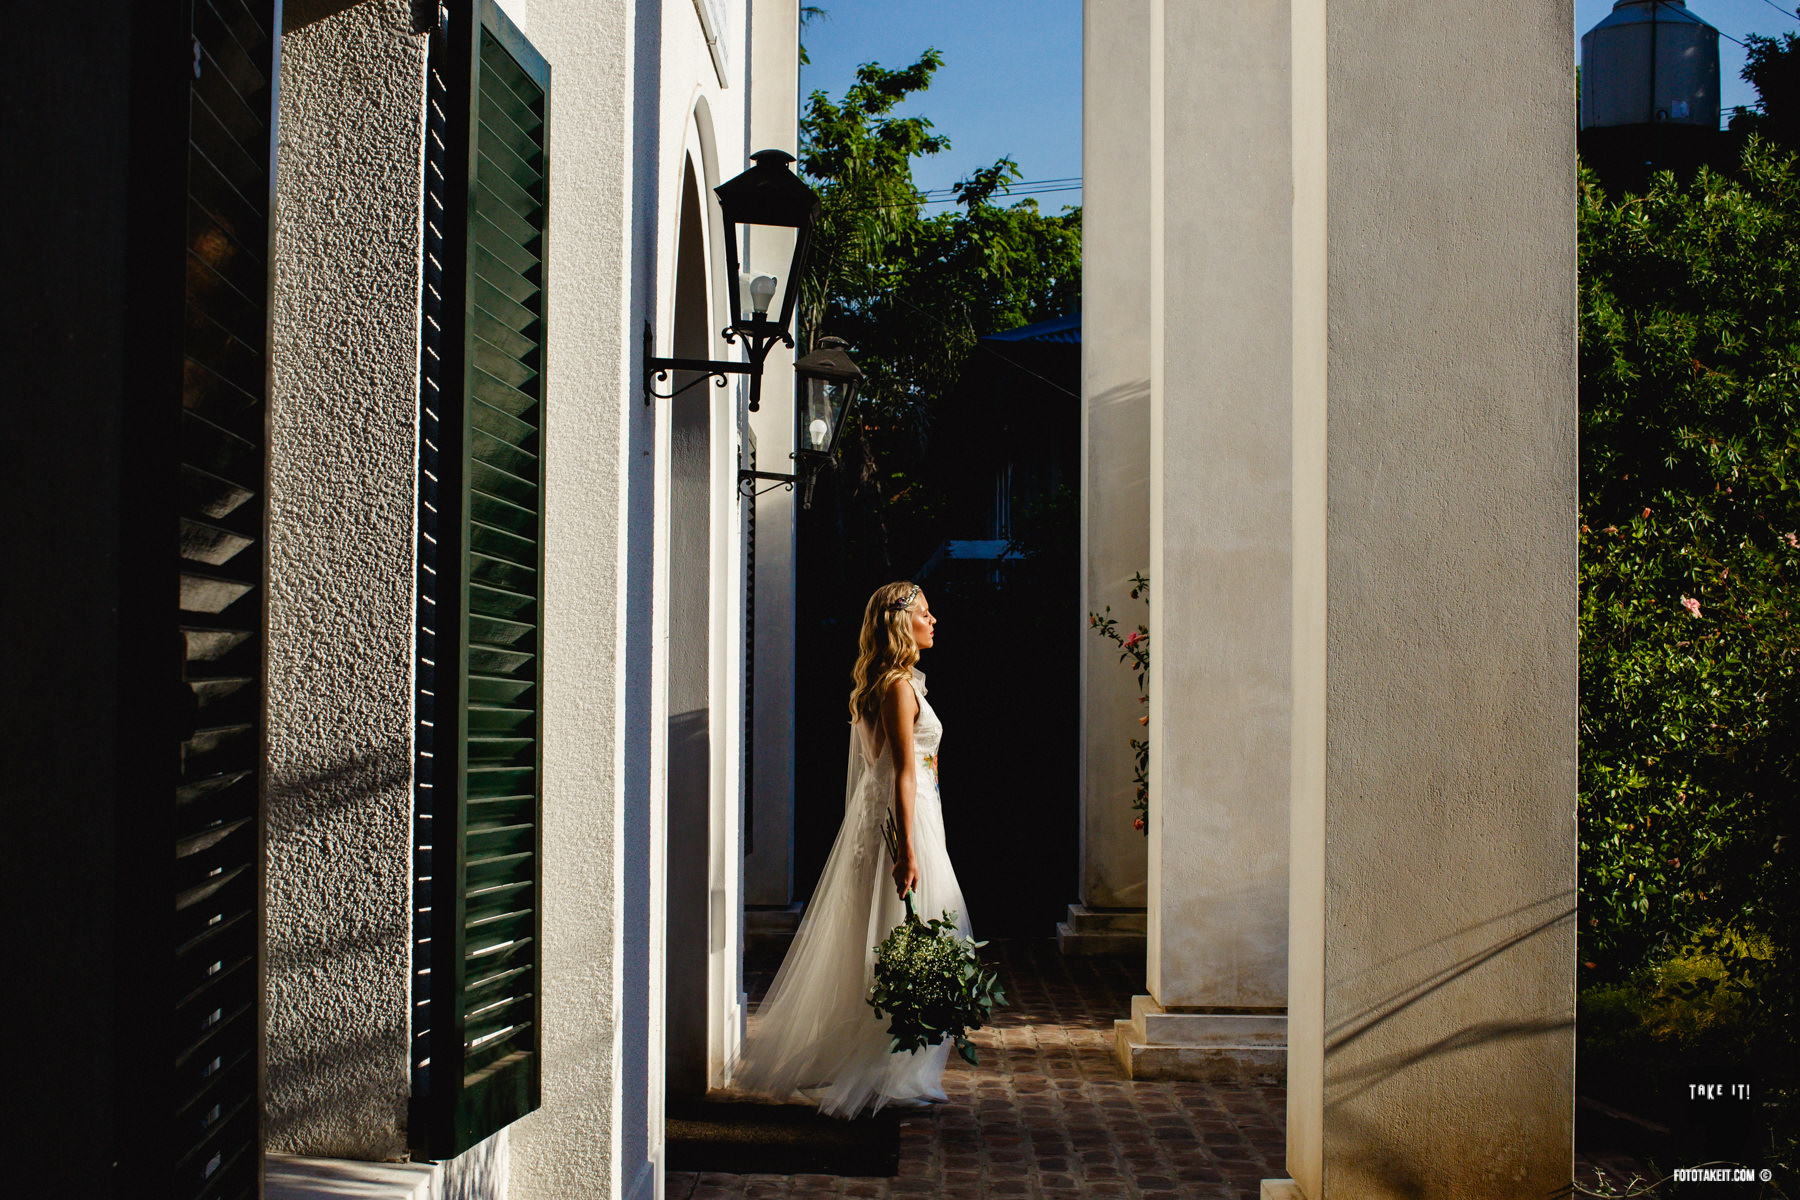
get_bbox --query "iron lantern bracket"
[642,321,792,410]
[737,451,835,509]
[736,468,798,499]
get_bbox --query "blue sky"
[799,0,1084,211]
[797,1,1799,211]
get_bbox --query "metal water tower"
[1581,0,1721,131]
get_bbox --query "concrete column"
[743,0,802,926]
[1272,1,1579,1195]
[1074,0,1151,938]
[265,0,426,1160]
[1115,0,1291,1080]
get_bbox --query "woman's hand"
[892,846,920,899]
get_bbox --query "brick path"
[668,940,1287,1200]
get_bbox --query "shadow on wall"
[1316,894,1577,1196]
[267,740,414,816]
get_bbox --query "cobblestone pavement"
[668,939,1287,1200]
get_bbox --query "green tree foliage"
[794,51,1081,581]
[1729,32,1799,154]
[1577,139,1800,1059]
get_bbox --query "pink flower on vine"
[1680,596,1702,618]
[1124,631,1142,649]
[1786,532,1799,548]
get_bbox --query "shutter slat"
[472,251,540,307]
[474,209,540,274]
[467,674,533,705]
[475,138,542,196]
[472,429,538,481]
[473,145,541,216]
[477,39,542,121]
[470,580,534,616]
[471,394,537,448]
[473,362,540,418]
[474,273,536,334]
[475,180,539,248]
[475,80,541,153]
[471,549,536,591]
[473,302,537,363]
[189,91,265,204]
[473,333,539,394]
[468,704,533,732]
[188,160,267,272]
[194,0,269,101]
[205,0,273,58]
[181,411,260,487]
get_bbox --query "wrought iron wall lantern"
[738,336,864,510]
[643,149,820,412]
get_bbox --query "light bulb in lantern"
[749,274,778,317]
[808,417,829,449]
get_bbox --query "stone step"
[1128,994,1287,1045]
[1113,1017,1284,1083]
[1056,904,1148,955]
[1112,995,1286,1082]
[1062,903,1148,933]
[1055,922,1146,956]
[745,902,804,954]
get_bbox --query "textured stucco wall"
[265,0,426,1161]
[1145,0,1290,1012]
[1079,0,1151,912]
[1285,0,1579,1194]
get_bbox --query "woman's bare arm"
[880,674,921,898]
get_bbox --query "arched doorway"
[664,158,717,1100]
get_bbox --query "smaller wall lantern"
[739,336,864,510]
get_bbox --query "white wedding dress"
[732,668,971,1117]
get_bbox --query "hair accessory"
[890,584,921,612]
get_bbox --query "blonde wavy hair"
[848,580,924,724]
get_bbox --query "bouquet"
[869,811,1006,1065]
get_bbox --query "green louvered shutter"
[176,0,277,1195]
[412,0,549,1160]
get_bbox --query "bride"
[731,580,971,1117]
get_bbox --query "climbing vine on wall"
[1089,573,1150,835]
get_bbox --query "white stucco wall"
[1145,0,1291,1013]
[265,0,427,1160]
[498,0,644,1196]
[508,0,755,1193]
[1079,0,1151,912]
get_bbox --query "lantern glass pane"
[802,377,842,452]
[738,224,799,325]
